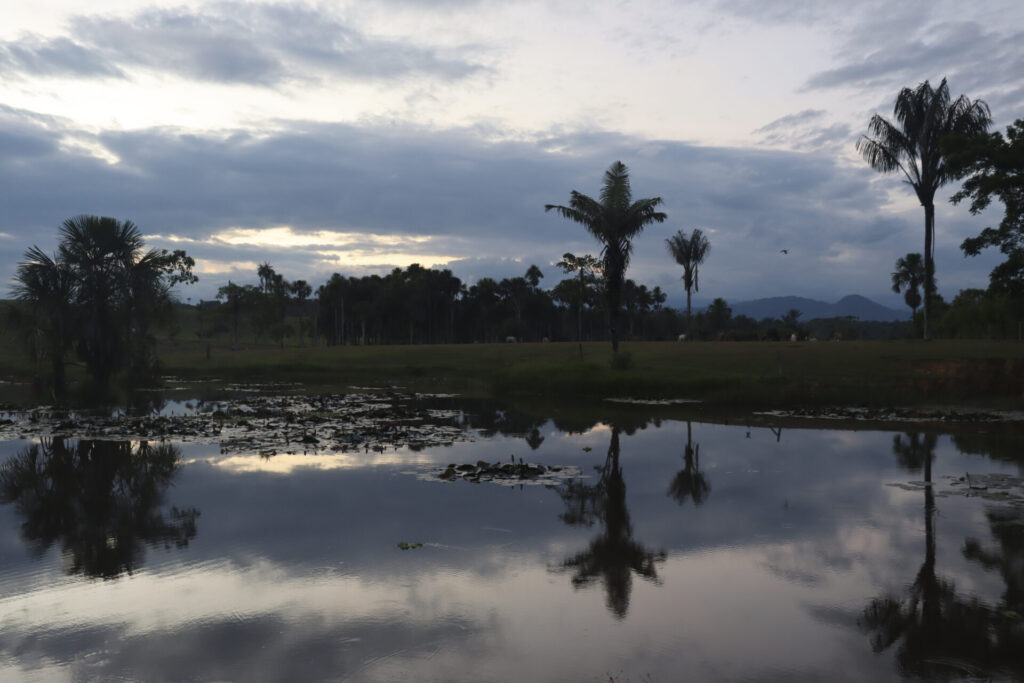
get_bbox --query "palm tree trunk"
[686,287,692,338]
[923,202,935,340]
[577,269,584,343]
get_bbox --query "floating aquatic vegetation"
[756,407,1020,423]
[0,392,476,457]
[427,459,582,487]
[605,397,702,405]
[887,473,1024,506]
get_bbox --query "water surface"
[1,397,1022,681]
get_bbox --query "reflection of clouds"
[0,550,898,681]
[186,450,440,474]
[3,421,1022,680]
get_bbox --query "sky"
[1,0,1022,310]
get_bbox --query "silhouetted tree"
[546,161,667,353]
[557,253,602,342]
[706,298,732,336]
[857,78,990,339]
[10,248,76,393]
[666,228,711,334]
[216,281,257,349]
[291,279,313,346]
[892,253,926,322]
[12,216,196,388]
[947,119,1024,296]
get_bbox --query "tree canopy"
[11,215,196,390]
[946,119,1024,296]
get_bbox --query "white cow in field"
[677,334,687,342]
[505,336,517,343]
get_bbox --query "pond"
[0,393,1022,682]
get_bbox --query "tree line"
[202,259,678,347]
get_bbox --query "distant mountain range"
[728,295,909,322]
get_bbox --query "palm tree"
[58,215,146,384]
[892,253,926,322]
[12,215,196,389]
[665,228,711,335]
[546,161,667,353]
[857,78,990,339]
[11,247,76,393]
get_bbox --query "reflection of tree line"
[0,439,198,579]
[861,432,1024,679]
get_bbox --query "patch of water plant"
[887,473,1024,506]
[427,458,582,487]
[755,406,1019,423]
[0,392,474,457]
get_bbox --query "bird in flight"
[780,249,789,254]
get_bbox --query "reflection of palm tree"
[964,508,1024,625]
[860,433,1024,678]
[0,439,199,579]
[556,425,666,619]
[892,432,938,473]
[668,421,710,506]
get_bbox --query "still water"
[0,396,1022,682]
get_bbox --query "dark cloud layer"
[0,3,484,86]
[1,101,1000,305]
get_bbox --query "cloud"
[0,3,486,86]
[754,109,827,133]
[0,36,124,79]
[752,109,853,152]
[803,18,1024,119]
[0,102,999,305]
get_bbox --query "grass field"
[1,316,1022,409]
[147,338,1024,410]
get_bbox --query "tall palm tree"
[891,253,926,323]
[546,161,667,353]
[857,78,990,339]
[665,228,711,335]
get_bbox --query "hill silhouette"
[729,295,908,322]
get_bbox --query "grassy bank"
[142,339,1022,410]
[1,337,1021,409]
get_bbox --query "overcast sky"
[2,0,1022,308]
